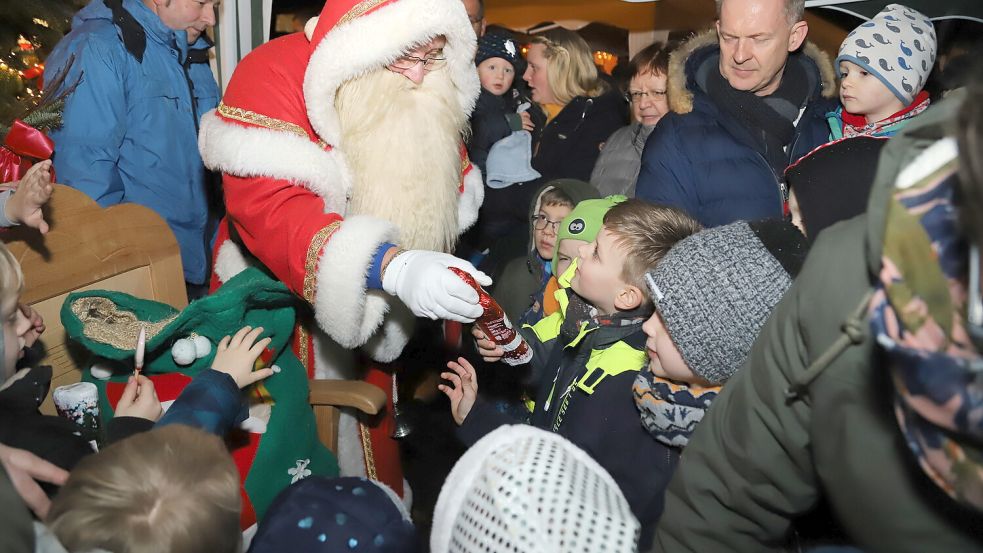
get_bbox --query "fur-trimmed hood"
[666,28,837,115]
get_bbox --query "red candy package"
[450,267,532,366]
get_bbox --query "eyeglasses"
[390,54,447,71]
[531,215,562,232]
[625,90,667,103]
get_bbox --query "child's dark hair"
[602,200,702,293]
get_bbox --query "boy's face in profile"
[1,296,30,382]
[571,227,630,315]
[641,309,701,383]
[555,238,586,278]
[533,204,572,262]
[838,60,905,124]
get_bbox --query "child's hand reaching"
[5,160,53,233]
[212,326,275,389]
[114,375,163,421]
[472,326,504,362]
[439,356,478,426]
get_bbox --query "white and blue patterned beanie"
[837,4,937,105]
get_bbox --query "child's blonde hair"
[47,425,242,553]
[603,200,702,294]
[0,243,24,307]
[531,29,609,105]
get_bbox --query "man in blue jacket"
[45,0,219,292]
[635,0,836,228]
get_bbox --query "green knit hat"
[551,195,627,274]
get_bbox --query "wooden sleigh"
[2,184,384,454]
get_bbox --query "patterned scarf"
[632,371,720,448]
[868,137,983,511]
[839,91,931,139]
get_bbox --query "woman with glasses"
[590,43,672,197]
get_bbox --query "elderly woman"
[590,43,671,197]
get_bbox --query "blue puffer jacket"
[635,30,837,228]
[45,0,219,284]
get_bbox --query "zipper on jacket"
[182,56,200,133]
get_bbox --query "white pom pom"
[171,339,196,366]
[90,362,113,380]
[192,335,212,358]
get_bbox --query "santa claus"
[197,0,487,501]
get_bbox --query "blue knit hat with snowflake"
[476,33,519,69]
[837,4,937,105]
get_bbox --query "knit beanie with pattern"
[837,4,937,105]
[644,220,808,384]
[431,425,639,553]
[476,33,519,69]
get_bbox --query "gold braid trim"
[297,323,310,373]
[217,103,329,149]
[359,421,378,480]
[338,0,392,26]
[70,297,178,350]
[303,222,342,303]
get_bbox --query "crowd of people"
[1,0,982,552]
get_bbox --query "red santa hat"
[302,0,480,147]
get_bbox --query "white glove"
[382,250,492,323]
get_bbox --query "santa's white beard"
[335,67,467,253]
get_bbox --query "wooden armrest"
[309,379,387,416]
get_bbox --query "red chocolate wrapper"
[450,267,532,366]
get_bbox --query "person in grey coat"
[590,43,672,197]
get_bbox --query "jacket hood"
[666,28,837,115]
[863,87,965,276]
[525,179,600,270]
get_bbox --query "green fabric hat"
[61,268,339,528]
[551,195,627,274]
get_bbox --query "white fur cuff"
[458,166,484,233]
[315,215,399,348]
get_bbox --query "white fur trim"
[213,239,251,284]
[360,301,416,363]
[198,110,353,214]
[336,409,369,479]
[315,215,398,348]
[895,137,958,190]
[303,0,479,148]
[457,165,483,233]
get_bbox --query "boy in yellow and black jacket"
[439,200,701,549]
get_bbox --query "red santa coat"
[197,0,481,492]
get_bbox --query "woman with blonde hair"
[523,28,625,186]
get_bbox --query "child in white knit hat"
[831,3,937,139]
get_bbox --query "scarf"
[839,91,931,139]
[705,54,812,176]
[632,371,720,448]
[868,137,983,511]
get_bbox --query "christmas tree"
[0,0,86,139]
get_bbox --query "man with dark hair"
[461,0,486,37]
[635,0,835,227]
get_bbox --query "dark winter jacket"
[468,89,523,174]
[157,369,247,435]
[532,90,627,185]
[0,364,150,476]
[459,291,676,549]
[635,30,837,227]
[45,0,219,284]
[654,90,983,553]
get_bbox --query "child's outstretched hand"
[212,326,275,389]
[439,356,478,426]
[114,375,163,421]
[472,326,504,363]
[5,160,53,233]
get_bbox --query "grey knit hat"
[644,220,807,384]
